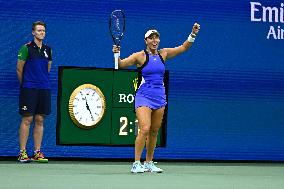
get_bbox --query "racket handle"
[114,52,120,69]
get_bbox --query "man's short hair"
[32,21,46,31]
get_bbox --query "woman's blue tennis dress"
[135,50,167,110]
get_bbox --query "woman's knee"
[149,128,159,137]
[139,128,150,137]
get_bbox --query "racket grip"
[114,52,120,69]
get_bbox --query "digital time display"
[119,117,139,136]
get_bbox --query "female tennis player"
[112,23,200,173]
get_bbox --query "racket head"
[109,10,125,46]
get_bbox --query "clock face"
[69,84,106,129]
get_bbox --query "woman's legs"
[134,106,152,161]
[145,107,165,162]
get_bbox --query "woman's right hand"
[112,45,120,53]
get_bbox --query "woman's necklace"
[146,49,158,55]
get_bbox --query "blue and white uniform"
[135,49,166,110]
[18,40,52,115]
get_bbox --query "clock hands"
[85,96,95,121]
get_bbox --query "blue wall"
[0,0,284,160]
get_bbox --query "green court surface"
[0,161,284,189]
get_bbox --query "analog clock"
[69,84,106,129]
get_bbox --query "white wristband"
[187,33,196,43]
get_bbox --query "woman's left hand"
[192,23,200,35]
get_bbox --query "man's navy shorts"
[19,88,51,116]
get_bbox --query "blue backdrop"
[0,0,283,161]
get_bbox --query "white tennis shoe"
[144,161,163,173]
[131,161,144,173]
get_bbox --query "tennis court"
[1,160,283,189]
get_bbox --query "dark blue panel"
[0,0,284,161]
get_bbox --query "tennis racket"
[109,10,125,69]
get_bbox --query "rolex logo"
[133,78,138,91]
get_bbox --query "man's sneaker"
[18,150,31,163]
[31,150,48,163]
[131,161,144,173]
[144,161,163,173]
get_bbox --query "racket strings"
[110,10,125,45]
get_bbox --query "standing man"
[16,21,52,163]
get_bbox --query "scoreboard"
[56,66,168,146]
